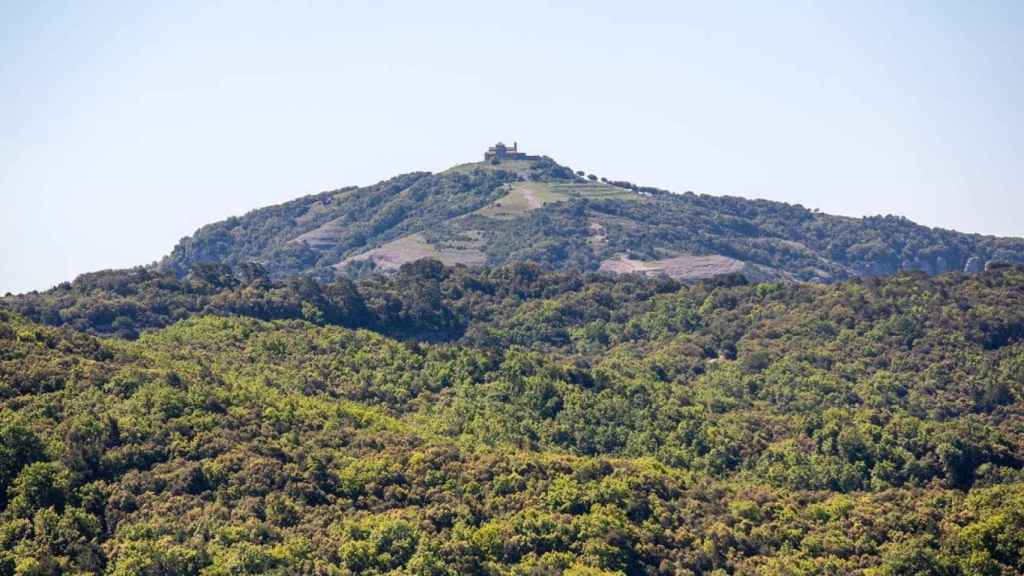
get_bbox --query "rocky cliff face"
[964,256,985,273]
[901,257,947,275]
[853,254,1004,278]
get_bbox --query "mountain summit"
[162,144,1024,283]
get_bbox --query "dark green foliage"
[0,421,45,508]
[3,261,676,343]
[162,163,536,280]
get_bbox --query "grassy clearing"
[547,181,639,201]
[477,181,639,219]
[443,159,539,175]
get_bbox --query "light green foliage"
[1,267,1024,573]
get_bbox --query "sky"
[2,0,1022,294]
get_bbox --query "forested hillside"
[2,263,1023,574]
[158,154,1024,284]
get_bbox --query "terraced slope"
[476,181,640,219]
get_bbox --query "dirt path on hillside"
[521,186,543,209]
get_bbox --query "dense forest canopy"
[2,261,1023,574]
[157,155,1024,284]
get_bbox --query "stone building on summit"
[484,142,533,162]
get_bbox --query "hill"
[160,148,1024,284]
[2,265,1023,573]
[4,145,1024,574]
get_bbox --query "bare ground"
[337,233,486,271]
[599,254,748,280]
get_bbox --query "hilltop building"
[484,141,531,162]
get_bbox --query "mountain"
[3,145,1024,574]
[161,146,1024,284]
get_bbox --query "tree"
[0,420,45,507]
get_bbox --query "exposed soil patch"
[521,186,544,209]
[587,219,607,248]
[599,254,747,280]
[338,233,485,271]
[290,216,349,250]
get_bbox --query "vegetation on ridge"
[157,156,1024,283]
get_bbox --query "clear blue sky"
[2,0,1022,294]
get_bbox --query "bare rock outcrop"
[964,256,984,274]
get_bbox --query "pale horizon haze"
[2,1,1022,294]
